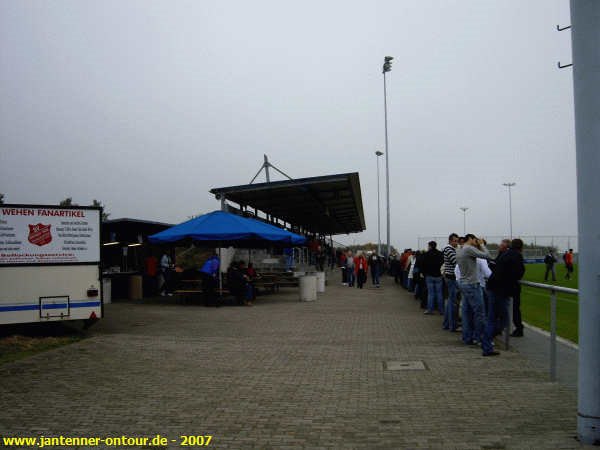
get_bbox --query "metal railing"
[518,280,579,381]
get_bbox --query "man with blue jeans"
[442,233,459,331]
[369,252,381,287]
[456,234,497,356]
[457,255,493,341]
[421,241,444,315]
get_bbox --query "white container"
[315,271,326,293]
[299,275,317,302]
[102,278,111,304]
[293,271,306,278]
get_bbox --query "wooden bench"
[173,288,231,305]
[276,281,299,288]
[253,281,279,293]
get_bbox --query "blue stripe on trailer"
[0,304,39,312]
[70,301,101,308]
[0,301,101,313]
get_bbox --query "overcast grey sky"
[0,0,576,250]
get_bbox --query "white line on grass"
[523,321,579,350]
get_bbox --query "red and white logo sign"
[28,223,52,246]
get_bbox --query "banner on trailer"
[0,206,100,265]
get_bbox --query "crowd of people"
[199,256,262,307]
[337,250,385,289]
[154,233,543,337]
[393,234,526,356]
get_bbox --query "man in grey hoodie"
[456,234,497,356]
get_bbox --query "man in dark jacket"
[544,250,557,281]
[422,241,444,315]
[228,261,252,306]
[413,251,427,308]
[200,253,220,306]
[488,238,526,337]
[369,252,382,287]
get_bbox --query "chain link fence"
[416,235,577,260]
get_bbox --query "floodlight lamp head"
[383,59,393,73]
[375,151,383,156]
[384,56,394,62]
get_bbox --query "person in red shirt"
[144,254,158,295]
[354,252,369,289]
[564,249,574,280]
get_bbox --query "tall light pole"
[382,56,393,257]
[459,207,469,235]
[375,151,384,255]
[502,182,516,239]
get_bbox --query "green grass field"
[0,323,84,365]
[521,263,578,343]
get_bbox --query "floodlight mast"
[375,150,384,255]
[459,207,469,235]
[382,56,393,257]
[502,182,516,239]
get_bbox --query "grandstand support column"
[571,0,600,444]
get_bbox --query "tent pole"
[218,247,223,296]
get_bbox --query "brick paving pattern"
[0,273,582,449]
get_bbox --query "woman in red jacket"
[354,252,369,289]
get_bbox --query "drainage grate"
[384,360,426,371]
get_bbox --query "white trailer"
[0,204,102,325]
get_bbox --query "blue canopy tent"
[148,211,306,296]
[148,210,306,247]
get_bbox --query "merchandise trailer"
[0,204,102,325]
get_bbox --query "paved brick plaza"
[0,273,582,449]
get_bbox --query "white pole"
[460,207,469,235]
[503,183,516,239]
[508,185,513,239]
[571,1,600,443]
[376,151,383,255]
[383,72,391,258]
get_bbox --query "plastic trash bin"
[298,275,317,301]
[315,271,326,293]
